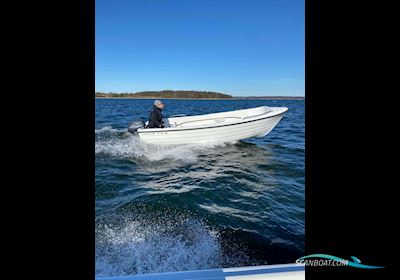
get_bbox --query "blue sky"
[96,0,304,96]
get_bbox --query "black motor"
[128,120,145,134]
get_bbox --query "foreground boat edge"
[95,263,305,280]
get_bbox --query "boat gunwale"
[137,109,287,134]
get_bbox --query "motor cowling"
[128,120,145,134]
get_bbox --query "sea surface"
[95,99,304,277]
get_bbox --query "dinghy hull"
[136,106,288,145]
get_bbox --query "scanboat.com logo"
[296,254,384,269]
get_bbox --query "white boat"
[128,106,288,145]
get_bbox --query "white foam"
[95,218,222,277]
[95,126,227,163]
[95,126,122,133]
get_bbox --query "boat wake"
[95,126,229,163]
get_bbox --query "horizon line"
[95,90,304,97]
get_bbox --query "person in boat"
[147,99,165,128]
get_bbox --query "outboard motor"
[128,120,145,134]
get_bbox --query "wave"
[95,126,122,133]
[95,208,302,277]
[95,210,250,277]
[95,126,228,163]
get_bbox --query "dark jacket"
[148,106,164,128]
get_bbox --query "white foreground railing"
[96,263,305,280]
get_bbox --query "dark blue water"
[95,99,304,276]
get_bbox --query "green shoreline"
[95,96,304,100]
[95,90,304,100]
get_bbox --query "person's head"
[154,100,165,109]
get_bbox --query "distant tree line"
[235,96,304,100]
[95,90,232,99]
